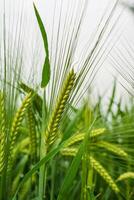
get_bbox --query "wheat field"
[0,0,134,199]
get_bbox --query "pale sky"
[1,0,134,109]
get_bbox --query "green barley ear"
[63,133,84,147]
[0,92,6,173]
[96,141,128,158]
[116,172,134,182]
[63,128,106,148]
[89,156,120,193]
[27,104,37,163]
[45,69,76,151]
[61,147,78,156]
[91,128,106,137]
[7,92,33,175]
[19,82,43,116]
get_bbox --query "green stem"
[81,154,88,200]
[87,165,94,200]
[50,160,56,200]
[0,177,2,200]
[38,147,46,200]
[87,166,93,190]
[39,90,47,199]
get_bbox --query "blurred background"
[0,0,134,111]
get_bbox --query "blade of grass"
[33,3,50,88]
[57,143,84,200]
[12,140,68,200]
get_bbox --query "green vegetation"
[0,1,134,199]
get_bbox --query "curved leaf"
[33,4,50,88]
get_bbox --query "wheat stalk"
[45,69,76,150]
[0,92,6,173]
[89,156,120,193]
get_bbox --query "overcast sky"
[1,0,134,108]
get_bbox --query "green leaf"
[57,143,84,200]
[41,57,50,88]
[12,142,66,200]
[33,4,50,88]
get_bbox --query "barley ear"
[91,128,106,137]
[96,141,128,158]
[7,92,33,175]
[61,147,78,156]
[0,92,6,173]
[89,156,120,193]
[63,128,106,148]
[45,69,76,151]
[63,133,84,147]
[116,172,134,182]
[27,104,37,163]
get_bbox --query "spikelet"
[63,128,106,148]
[61,147,78,156]
[117,172,134,182]
[63,133,84,147]
[45,69,76,150]
[7,92,33,174]
[91,128,106,137]
[89,156,120,193]
[96,141,128,158]
[19,82,42,116]
[0,92,6,173]
[27,105,37,163]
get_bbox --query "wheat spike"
[64,133,84,147]
[63,128,106,148]
[89,156,120,193]
[27,104,37,163]
[61,148,120,194]
[61,147,78,156]
[96,141,128,158]
[7,92,33,174]
[117,172,134,182]
[91,128,106,137]
[45,69,76,150]
[0,92,6,173]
